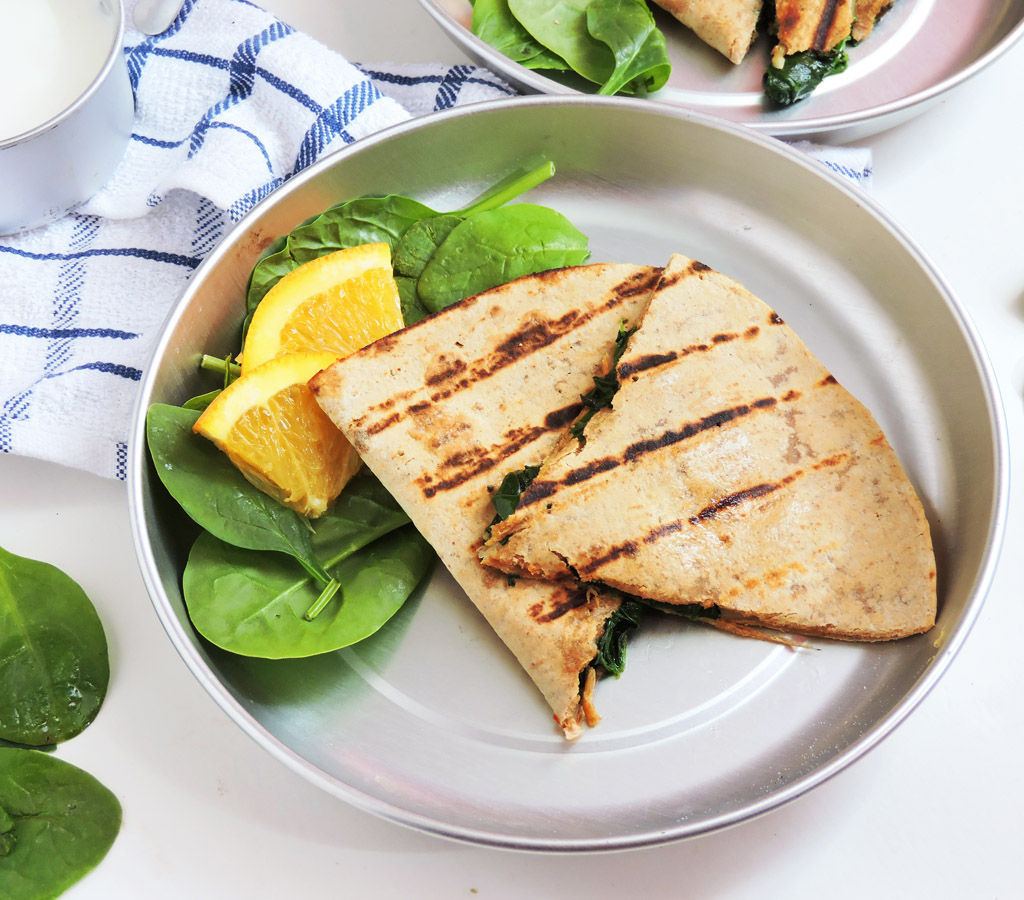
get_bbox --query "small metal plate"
[128,97,1008,851]
[419,0,1024,140]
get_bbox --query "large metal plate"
[128,97,1008,851]
[420,0,1024,140]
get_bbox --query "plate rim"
[127,95,1011,851]
[417,0,1024,139]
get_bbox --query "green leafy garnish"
[0,546,109,747]
[245,160,572,327]
[0,749,121,900]
[493,0,671,96]
[183,524,434,658]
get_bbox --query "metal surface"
[0,0,134,234]
[128,97,1008,851]
[420,0,1024,141]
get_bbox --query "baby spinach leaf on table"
[145,403,332,586]
[587,0,671,96]
[183,524,434,658]
[0,749,121,900]
[0,547,109,747]
[417,204,590,312]
[509,0,615,87]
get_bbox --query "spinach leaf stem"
[456,160,556,217]
[199,353,242,386]
[303,577,342,621]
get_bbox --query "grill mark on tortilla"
[545,401,585,430]
[654,257,711,293]
[519,390,811,509]
[529,584,592,623]
[355,267,664,436]
[578,452,853,577]
[813,0,842,48]
[620,319,767,381]
[425,357,467,386]
[416,403,584,498]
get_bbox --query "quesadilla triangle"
[482,254,937,642]
[651,0,763,65]
[310,263,664,738]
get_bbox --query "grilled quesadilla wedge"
[483,254,937,642]
[770,0,856,66]
[650,0,764,65]
[310,263,663,738]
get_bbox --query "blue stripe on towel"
[0,324,139,341]
[360,66,517,98]
[292,79,381,174]
[188,21,296,158]
[0,245,201,269]
[124,0,200,91]
[69,361,143,381]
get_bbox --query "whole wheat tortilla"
[770,0,855,66]
[482,254,937,642]
[652,0,763,64]
[310,263,662,737]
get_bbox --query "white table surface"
[3,2,1023,897]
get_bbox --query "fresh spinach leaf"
[416,204,590,311]
[182,388,221,412]
[509,0,615,86]
[587,0,671,96]
[393,214,465,286]
[0,547,109,747]
[245,245,296,314]
[0,749,121,900]
[471,0,570,68]
[246,195,439,314]
[763,44,850,106]
[395,275,431,326]
[145,403,332,585]
[183,524,434,658]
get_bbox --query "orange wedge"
[194,350,359,517]
[241,242,403,373]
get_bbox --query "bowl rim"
[127,94,1012,851]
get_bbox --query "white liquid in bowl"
[0,0,118,141]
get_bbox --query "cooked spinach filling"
[763,42,851,107]
[490,464,541,523]
[593,598,644,677]
[569,321,637,442]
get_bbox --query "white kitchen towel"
[0,0,870,481]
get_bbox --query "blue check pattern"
[0,0,516,480]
